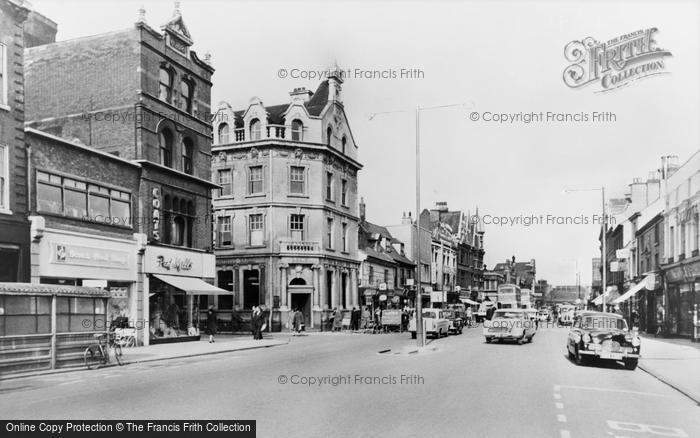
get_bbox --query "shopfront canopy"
[153,275,231,295]
[592,287,620,306]
[460,298,480,305]
[611,280,647,305]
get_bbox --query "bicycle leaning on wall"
[83,332,124,369]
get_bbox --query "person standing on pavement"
[333,308,343,332]
[350,307,358,331]
[293,308,305,334]
[206,305,217,343]
[466,306,474,327]
[251,306,259,340]
[361,306,370,330]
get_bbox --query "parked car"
[443,309,464,335]
[537,309,550,322]
[566,311,641,370]
[483,309,537,344]
[409,309,450,339]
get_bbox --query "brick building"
[211,70,362,330]
[0,0,33,282]
[23,5,225,345]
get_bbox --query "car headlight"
[583,333,593,344]
[631,336,641,347]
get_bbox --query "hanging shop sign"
[152,187,161,241]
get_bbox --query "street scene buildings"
[0,2,699,437]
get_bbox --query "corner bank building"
[211,70,363,329]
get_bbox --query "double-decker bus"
[520,289,532,309]
[496,284,521,309]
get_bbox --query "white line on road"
[555,402,564,409]
[557,414,567,423]
[554,393,562,399]
[58,380,81,386]
[560,430,571,438]
[554,385,669,398]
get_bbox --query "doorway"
[290,293,311,328]
[243,269,259,310]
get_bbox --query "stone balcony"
[279,240,320,254]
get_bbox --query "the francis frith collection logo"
[563,28,672,92]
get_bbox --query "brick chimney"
[289,87,313,102]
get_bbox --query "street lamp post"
[369,102,469,347]
[565,186,607,313]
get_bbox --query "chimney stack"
[289,87,313,102]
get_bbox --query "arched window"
[182,138,194,175]
[291,119,303,141]
[181,79,194,114]
[326,126,333,146]
[159,67,173,103]
[250,119,261,141]
[173,216,185,246]
[218,123,230,144]
[341,136,347,154]
[159,129,173,167]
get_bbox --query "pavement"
[638,334,700,404]
[1,326,699,438]
[2,334,287,381]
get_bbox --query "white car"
[409,309,450,339]
[484,309,537,344]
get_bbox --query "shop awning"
[592,288,620,306]
[460,298,480,305]
[611,280,646,305]
[153,275,231,295]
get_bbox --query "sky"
[32,0,700,286]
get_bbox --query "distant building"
[591,258,602,295]
[493,256,536,290]
[547,285,590,305]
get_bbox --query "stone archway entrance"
[289,277,312,329]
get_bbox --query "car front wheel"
[485,337,492,343]
[623,358,638,370]
[575,348,587,366]
[411,332,416,339]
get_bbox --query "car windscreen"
[422,311,437,318]
[581,316,628,331]
[493,311,523,319]
[442,311,454,318]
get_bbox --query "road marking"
[560,430,571,438]
[557,414,567,423]
[554,385,669,398]
[58,380,81,386]
[554,393,562,399]
[555,402,564,409]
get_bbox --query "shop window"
[182,138,194,175]
[290,214,305,241]
[249,166,263,195]
[249,214,264,246]
[218,295,233,310]
[159,67,173,104]
[0,247,20,282]
[289,166,305,195]
[218,169,232,197]
[291,119,303,141]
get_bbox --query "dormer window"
[291,119,303,141]
[159,67,173,104]
[218,123,230,144]
[181,79,194,114]
[250,119,261,141]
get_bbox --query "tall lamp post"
[369,102,469,346]
[565,187,607,313]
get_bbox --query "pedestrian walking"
[466,306,473,327]
[206,305,217,343]
[332,308,343,332]
[350,307,359,331]
[251,306,259,340]
[287,310,295,334]
[293,308,305,334]
[361,306,370,330]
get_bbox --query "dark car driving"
[443,309,464,335]
[566,311,641,370]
